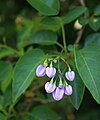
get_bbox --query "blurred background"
[0,0,100,120]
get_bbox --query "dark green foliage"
[0,0,100,120]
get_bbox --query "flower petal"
[64,85,72,95]
[65,71,75,81]
[45,82,56,93]
[36,65,46,77]
[46,67,56,78]
[52,87,64,101]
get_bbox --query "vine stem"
[74,28,84,44]
[59,18,67,53]
[61,23,67,53]
[8,103,15,114]
[75,0,87,45]
[56,42,64,49]
[61,57,70,69]
[80,0,86,6]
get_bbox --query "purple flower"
[46,67,56,78]
[36,65,46,77]
[52,86,64,101]
[45,82,56,93]
[65,71,75,81]
[64,85,72,95]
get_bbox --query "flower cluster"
[36,59,75,101]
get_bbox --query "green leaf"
[28,30,57,45]
[0,113,7,120]
[94,5,100,16]
[0,48,14,58]
[4,84,12,108]
[39,45,58,54]
[17,18,59,49]
[77,110,100,120]
[89,17,100,31]
[79,17,88,25]
[62,6,87,24]
[40,17,60,26]
[29,105,61,120]
[27,0,60,16]
[0,95,4,110]
[85,33,100,46]
[13,49,45,102]
[0,61,12,92]
[70,72,85,110]
[17,19,33,49]
[22,113,36,120]
[68,44,74,52]
[74,44,100,104]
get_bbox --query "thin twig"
[56,42,64,49]
[80,0,86,6]
[74,28,84,44]
[74,0,86,44]
[24,102,33,112]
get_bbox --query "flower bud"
[74,20,82,30]
[46,67,56,78]
[64,85,72,95]
[45,82,56,93]
[36,65,46,77]
[65,71,75,81]
[52,86,64,101]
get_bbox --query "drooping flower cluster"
[36,59,75,101]
[44,78,73,101]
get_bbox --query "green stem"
[57,59,60,72]
[8,102,16,115]
[60,20,67,53]
[2,109,8,116]
[61,25,67,53]
[20,48,24,56]
[0,44,20,56]
[61,57,70,69]
[56,42,64,49]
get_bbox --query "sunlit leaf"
[27,0,60,15]
[13,49,45,102]
[75,44,100,104]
